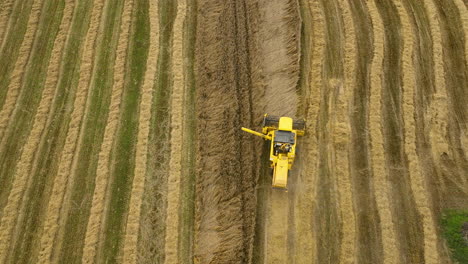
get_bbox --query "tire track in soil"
[289,1,323,263]
[347,0,384,263]
[37,0,105,262]
[136,0,176,262]
[81,0,134,261]
[375,0,425,262]
[432,0,468,210]
[55,0,125,262]
[396,1,440,263]
[0,0,41,218]
[0,0,66,262]
[314,0,344,262]
[2,1,74,263]
[367,1,400,262]
[163,0,186,262]
[193,0,257,262]
[122,0,156,262]
[0,0,34,111]
[0,0,15,49]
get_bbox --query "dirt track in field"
[0,0,466,263]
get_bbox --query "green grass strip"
[178,0,197,262]
[58,0,125,262]
[0,0,34,110]
[8,1,93,263]
[441,209,468,263]
[98,0,149,262]
[137,0,176,262]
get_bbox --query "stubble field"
[0,0,466,263]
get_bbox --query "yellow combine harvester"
[242,114,305,189]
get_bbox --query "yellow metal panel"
[278,117,293,131]
[272,155,289,188]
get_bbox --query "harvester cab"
[241,114,305,189]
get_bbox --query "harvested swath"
[163,0,186,262]
[346,0,384,263]
[136,0,176,262]
[2,1,74,263]
[335,0,356,263]
[313,0,344,262]
[0,0,34,111]
[81,0,134,262]
[56,0,126,262]
[95,0,148,261]
[193,0,257,262]
[289,1,323,262]
[367,0,400,262]
[0,0,40,219]
[0,1,65,262]
[432,0,468,209]
[122,0,156,262]
[37,0,105,262]
[0,0,15,48]
[255,0,301,261]
[396,1,441,263]
[375,0,425,262]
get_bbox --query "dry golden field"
[0,0,466,263]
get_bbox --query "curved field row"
[0,0,35,111]
[36,0,105,262]
[396,0,440,262]
[122,0,158,262]
[0,0,15,49]
[0,0,41,218]
[335,0,356,262]
[2,1,74,263]
[136,0,176,262]
[432,0,468,210]
[81,0,134,262]
[56,0,126,262]
[0,0,66,262]
[163,0,187,262]
[347,0,385,263]
[289,0,324,262]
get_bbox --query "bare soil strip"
[346,1,385,263]
[289,1,323,263]
[432,0,468,210]
[0,0,34,111]
[193,0,257,262]
[396,1,441,263]
[255,0,301,262]
[0,0,40,218]
[336,0,357,263]
[0,1,66,262]
[56,0,126,262]
[80,0,134,262]
[136,1,176,262]
[367,1,400,262]
[2,1,74,263]
[122,0,156,262]
[375,0,425,262]
[0,0,15,48]
[163,0,186,262]
[37,0,105,262]
[313,0,344,262]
